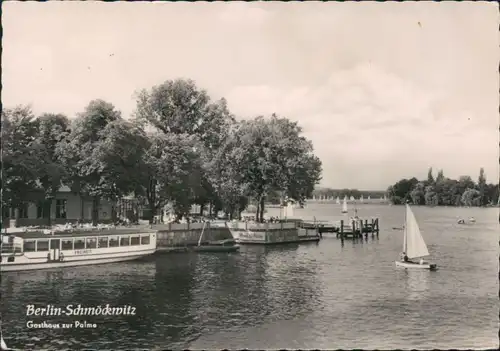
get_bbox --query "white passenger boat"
[0,228,157,272]
[395,204,437,270]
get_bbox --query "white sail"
[404,205,429,259]
[342,197,348,213]
[360,195,364,203]
[336,197,340,204]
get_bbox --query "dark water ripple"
[1,205,498,349]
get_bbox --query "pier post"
[375,218,379,237]
[340,220,344,239]
[352,220,356,238]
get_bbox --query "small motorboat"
[194,223,240,253]
[468,217,476,223]
[457,218,465,224]
[193,240,240,253]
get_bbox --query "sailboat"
[360,195,364,203]
[341,196,348,214]
[336,197,340,204]
[395,204,437,270]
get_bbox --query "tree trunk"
[199,203,204,216]
[92,196,100,226]
[80,195,84,222]
[259,195,265,223]
[45,198,52,227]
[255,200,260,222]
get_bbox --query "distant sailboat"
[360,195,364,203]
[341,196,348,214]
[336,196,340,204]
[350,196,355,201]
[395,204,437,270]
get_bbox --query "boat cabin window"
[61,239,73,250]
[140,235,150,245]
[50,240,60,250]
[98,237,108,248]
[120,236,130,246]
[130,236,140,246]
[109,236,119,247]
[86,238,97,249]
[37,240,49,252]
[24,240,36,252]
[74,238,85,250]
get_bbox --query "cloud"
[225,62,497,188]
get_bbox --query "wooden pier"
[337,218,379,239]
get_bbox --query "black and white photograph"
[1,1,498,350]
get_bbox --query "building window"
[18,204,28,219]
[56,199,67,219]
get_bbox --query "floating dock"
[227,220,320,245]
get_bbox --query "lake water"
[1,204,498,349]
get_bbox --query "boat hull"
[395,260,437,270]
[1,250,156,272]
[193,245,240,253]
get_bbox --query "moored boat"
[193,223,240,253]
[0,228,157,272]
[193,239,240,253]
[395,204,437,271]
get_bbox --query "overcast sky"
[3,2,499,190]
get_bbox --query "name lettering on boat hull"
[74,249,92,255]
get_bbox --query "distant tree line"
[2,79,322,224]
[387,167,499,207]
[309,188,386,200]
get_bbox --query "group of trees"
[387,167,499,207]
[1,79,322,224]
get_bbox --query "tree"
[147,133,201,220]
[56,100,144,224]
[388,168,498,208]
[1,106,40,214]
[135,79,236,217]
[424,185,438,206]
[426,167,434,185]
[477,167,487,206]
[33,113,70,225]
[228,115,322,222]
[387,177,418,204]
[461,188,481,207]
[410,182,426,205]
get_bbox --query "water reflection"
[404,269,431,302]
